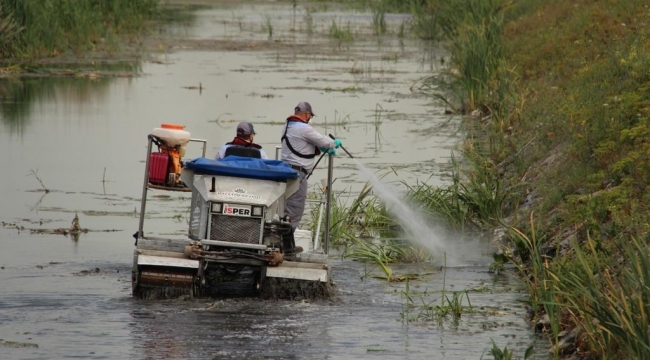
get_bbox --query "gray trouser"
[284,171,308,229]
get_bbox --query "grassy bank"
[404,0,650,358]
[320,0,649,357]
[0,0,158,60]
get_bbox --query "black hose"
[306,151,327,180]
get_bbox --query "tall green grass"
[418,0,511,114]
[501,216,650,358]
[406,150,512,231]
[557,235,650,359]
[0,0,157,59]
[310,181,395,245]
[0,5,22,58]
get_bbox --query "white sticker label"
[222,204,251,216]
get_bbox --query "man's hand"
[319,146,337,155]
[333,139,342,149]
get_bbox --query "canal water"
[0,1,546,359]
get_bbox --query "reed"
[328,20,353,43]
[343,235,406,281]
[303,6,314,35]
[400,265,474,324]
[0,0,157,59]
[417,0,509,114]
[262,13,273,38]
[482,339,533,360]
[309,182,394,246]
[408,0,438,41]
[556,235,650,359]
[371,0,387,35]
[0,5,22,58]
[503,214,564,348]
[406,150,511,231]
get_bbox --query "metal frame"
[137,136,207,240]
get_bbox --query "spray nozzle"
[328,134,354,159]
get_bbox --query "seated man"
[216,122,269,160]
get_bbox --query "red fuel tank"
[148,152,170,185]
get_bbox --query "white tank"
[152,123,191,147]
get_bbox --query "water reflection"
[0,62,140,134]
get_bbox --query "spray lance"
[329,134,354,158]
[305,134,354,180]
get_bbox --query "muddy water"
[0,2,546,359]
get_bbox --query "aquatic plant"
[0,5,22,58]
[28,168,49,193]
[309,180,395,247]
[400,267,473,324]
[412,0,514,114]
[371,0,387,35]
[303,6,314,35]
[556,235,650,359]
[328,20,353,44]
[407,0,438,40]
[501,214,563,346]
[482,339,533,360]
[406,149,513,231]
[343,235,405,281]
[262,13,273,38]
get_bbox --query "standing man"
[216,122,269,160]
[280,102,342,259]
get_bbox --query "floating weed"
[28,168,50,193]
[0,339,39,348]
[367,346,386,352]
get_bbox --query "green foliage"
[328,20,353,43]
[0,0,158,59]
[417,0,512,113]
[371,0,387,35]
[343,236,406,281]
[309,182,395,246]
[482,339,533,360]
[406,150,513,231]
[400,273,474,324]
[0,5,22,58]
[556,236,650,359]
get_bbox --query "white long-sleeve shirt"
[280,121,335,170]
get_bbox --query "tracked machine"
[132,124,332,299]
